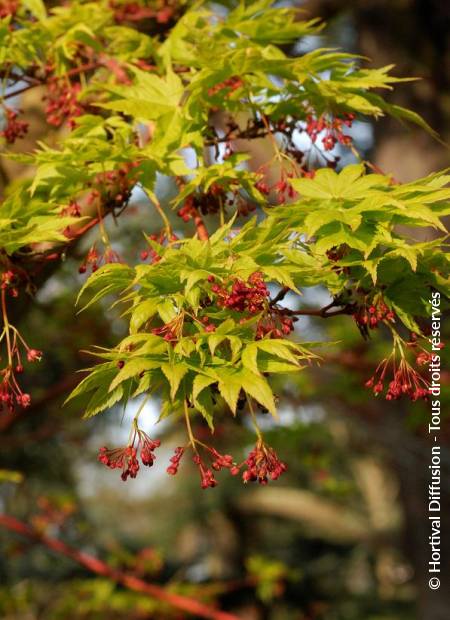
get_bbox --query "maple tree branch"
[192,208,209,240]
[270,286,290,305]
[0,513,239,620]
[2,62,102,101]
[276,298,355,319]
[289,306,354,318]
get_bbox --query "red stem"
[192,208,209,241]
[0,513,239,620]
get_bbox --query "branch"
[2,62,102,101]
[284,302,355,319]
[0,513,238,620]
[192,208,209,241]
[270,286,290,306]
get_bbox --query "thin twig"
[0,513,239,620]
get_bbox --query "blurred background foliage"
[0,1,449,619]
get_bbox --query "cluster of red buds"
[305,113,355,151]
[365,344,430,401]
[210,272,269,314]
[1,269,20,298]
[208,76,244,98]
[177,196,198,222]
[0,336,42,413]
[1,371,30,411]
[192,453,218,489]
[0,107,28,144]
[166,446,185,476]
[87,162,139,210]
[353,299,395,335]
[110,1,174,24]
[43,80,84,127]
[255,172,296,204]
[239,439,287,484]
[167,443,237,489]
[79,244,121,274]
[98,424,161,481]
[255,309,295,339]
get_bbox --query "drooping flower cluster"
[255,171,296,204]
[43,80,84,127]
[211,272,269,314]
[79,244,122,274]
[0,335,42,413]
[0,107,28,144]
[305,113,355,151]
[365,344,430,401]
[98,425,161,481]
[239,440,287,485]
[87,162,140,211]
[1,268,43,411]
[166,446,185,476]
[353,299,395,336]
[1,269,20,298]
[256,308,295,339]
[166,444,236,489]
[166,440,239,489]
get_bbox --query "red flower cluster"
[256,310,295,339]
[305,113,354,151]
[240,440,287,484]
[0,371,31,412]
[354,300,395,333]
[166,446,185,475]
[192,453,218,489]
[365,355,430,401]
[255,172,296,204]
[1,269,20,298]
[167,444,237,489]
[0,108,28,144]
[43,80,84,127]
[211,272,269,314]
[79,245,121,274]
[0,340,42,413]
[98,426,161,481]
[88,161,139,210]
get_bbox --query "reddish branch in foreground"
[0,513,238,620]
